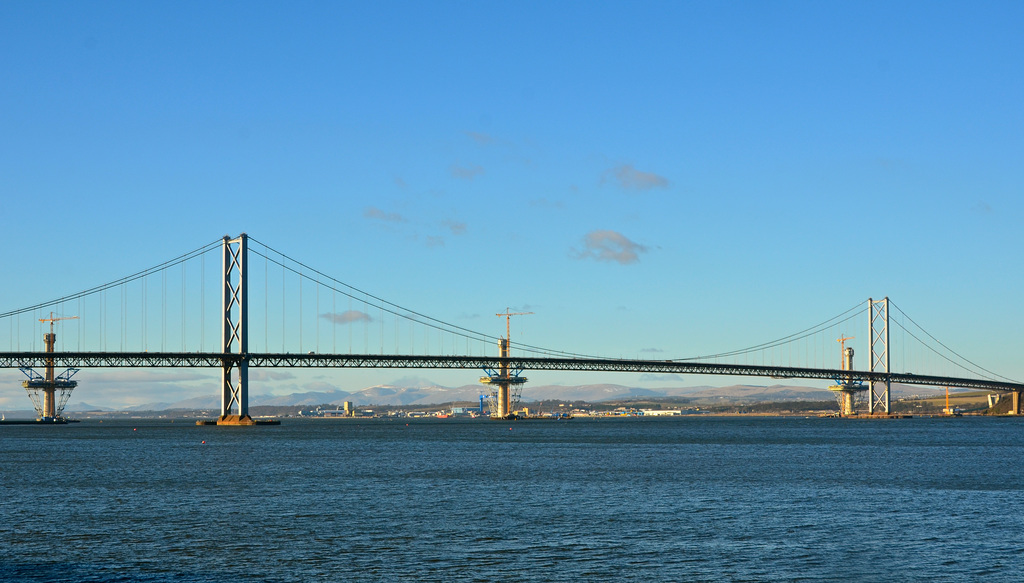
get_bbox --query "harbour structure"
[828,335,866,416]
[20,313,80,421]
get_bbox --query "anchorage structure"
[20,313,79,421]
[828,336,866,416]
[480,309,531,419]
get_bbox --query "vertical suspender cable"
[268,253,272,350]
[182,261,186,351]
[201,253,205,352]
[316,282,320,353]
[161,270,166,352]
[142,276,147,351]
[281,258,285,353]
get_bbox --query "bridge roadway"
[2,351,1022,394]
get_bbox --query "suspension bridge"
[2,234,1022,422]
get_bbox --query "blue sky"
[2,1,1022,407]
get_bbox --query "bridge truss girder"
[2,352,1023,398]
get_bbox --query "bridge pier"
[1012,391,1021,416]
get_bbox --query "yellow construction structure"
[942,386,962,416]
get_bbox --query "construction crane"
[39,312,79,331]
[496,308,533,341]
[836,336,854,370]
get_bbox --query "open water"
[1,416,1022,582]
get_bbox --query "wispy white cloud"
[463,131,495,145]
[573,230,648,265]
[80,370,212,383]
[251,370,297,382]
[424,236,445,247]
[443,220,467,235]
[364,207,405,222]
[640,348,665,353]
[973,201,993,213]
[876,157,908,170]
[450,163,484,180]
[530,198,565,209]
[639,373,685,382]
[321,310,373,325]
[604,164,669,191]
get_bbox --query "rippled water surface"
[2,416,1022,582]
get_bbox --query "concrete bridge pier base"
[1012,391,1021,415]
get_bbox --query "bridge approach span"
[2,351,1022,394]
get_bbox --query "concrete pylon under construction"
[21,320,79,421]
[828,341,866,416]
[479,310,531,419]
[496,338,512,417]
[480,338,527,419]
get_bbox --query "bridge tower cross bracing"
[867,297,891,414]
[219,233,251,424]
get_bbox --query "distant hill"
[65,402,116,412]
[258,389,352,407]
[682,384,834,402]
[522,384,671,402]
[88,378,956,412]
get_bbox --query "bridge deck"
[2,352,1021,393]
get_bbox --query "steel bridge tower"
[867,297,891,415]
[218,234,252,425]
